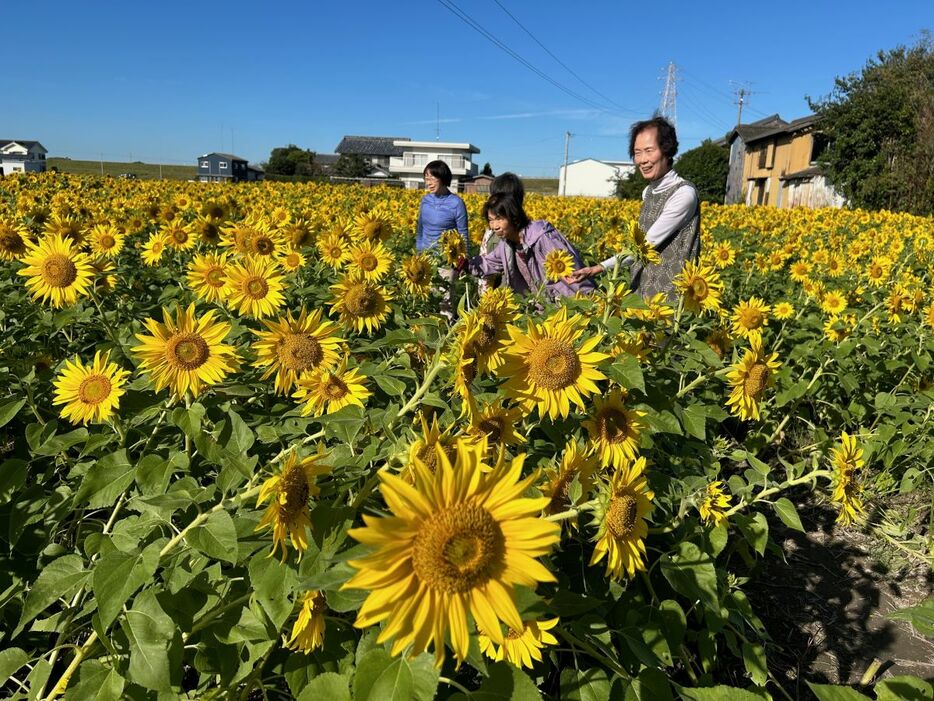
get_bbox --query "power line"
[489,0,638,115]
[435,0,638,118]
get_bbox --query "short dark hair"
[490,172,525,205]
[482,192,530,232]
[629,116,678,165]
[424,160,452,187]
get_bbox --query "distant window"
[440,155,464,169]
[219,161,228,169]
[757,146,767,169]
[38,153,45,160]
[403,153,428,168]
[810,133,830,164]
[200,160,209,168]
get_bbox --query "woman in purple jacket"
[458,193,595,300]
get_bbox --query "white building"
[558,158,635,198]
[389,140,480,191]
[1,140,48,176]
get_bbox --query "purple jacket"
[465,220,596,299]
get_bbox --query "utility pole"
[562,131,571,196]
[659,62,678,128]
[159,162,163,180]
[100,153,104,176]
[730,82,757,126]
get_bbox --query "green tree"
[673,140,730,203]
[264,145,317,177]
[332,154,373,178]
[808,33,934,214]
[481,162,493,176]
[615,169,647,200]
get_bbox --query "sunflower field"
[1,172,932,700]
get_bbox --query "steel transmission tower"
[659,62,678,128]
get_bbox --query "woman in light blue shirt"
[416,160,469,253]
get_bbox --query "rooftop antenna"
[659,62,678,128]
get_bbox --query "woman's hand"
[565,264,604,284]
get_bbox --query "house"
[719,115,787,204]
[335,136,411,169]
[196,153,263,183]
[0,140,48,176]
[388,140,481,191]
[313,153,340,175]
[463,174,495,194]
[558,158,635,198]
[726,115,843,208]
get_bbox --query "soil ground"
[745,495,934,699]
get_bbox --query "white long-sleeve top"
[600,169,698,270]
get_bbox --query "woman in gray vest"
[568,116,700,300]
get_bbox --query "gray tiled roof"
[721,114,788,145]
[0,139,45,150]
[201,152,248,162]
[335,136,410,157]
[744,114,820,144]
[314,153,340,165]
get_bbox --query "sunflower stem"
[439,677,473,695]
[557,628,630,679]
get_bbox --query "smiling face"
[488,214,519,242]
[424,171,447,195]
[633,127,671,182]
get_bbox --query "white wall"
[558,160,634,198]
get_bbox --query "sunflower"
[725,337,781,421]
[712,242,736,268]
[466,400,526,449]
[317,232,351,269]
[923,302,934,329]
[830,432,865,526]
[132,303,238,398]
[582,389,646,469]
[673,261,723,315]
[52,351,129,425]
[162,221,196,251]
[789,260,811,283]
[698,481,732,527]
[329,275,393,333]
[354,211,392,243]
[543,249,575,282]
[439,229,466,266]
[187,252,230,304]
[283,219,314,249]
[478,618,559,669]
[87,223,125,259]
[252,307,343,394]
[705,326,733,360]
[279,248,306,272]
[401,253,434,298]
[43,215,84,245]
[589,457,654,580]
[0,219,29,260]
[773,302,795,320]
[18,234,94,307]
[342,438,561,666]
[498,307,609,420]
[405,413,459,481]
[623,292,675,325]
[348,240,393,281]
[865,257,890,287]
[256,447,331,560]
[224,256,286,319]
[247,225,285,258]
[630,221,660,265]
[292,357,370,417]
[90,259,117,294]
[821,290,847,315]
[541,440,597,517]
[141,232,169,266]
[730,297,770,342]
[824,314,856,344]
[287,590,327,653]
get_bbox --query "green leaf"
[120,588,175,692]
[875,675,933,701]
[17,554,89,633]
[680,404,706,440]
[0,398,26,428]
[75,450,134,508]
[560,667,611,701]
[374,374,407,396]
[171,402,205,438]
[679,686,770,701]
[297,672,352,701]
[0,647,28,684]
[33,427,89,456]
[888,596,934,637]
[625,667,673,701]
[353,648,414,701]
[65,659,126,700]
[450,661,542,701]
[659,541,719,612]
[323,405,366,444]
[806,682,873,700]
[741,642,767,686]
[735,512,768,555]
[92,542,162,628]
[186,510,238,564]
[226,409,255,455]
[0,458,27,497]
[607,354,645,394]
[773,498,805,532]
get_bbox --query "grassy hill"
[47,158,197,180]
[523,178,559,196]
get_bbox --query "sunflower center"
[527,338,580,391]
[166,333,210,369]
[0,229,26,255]
[690,277,709,300]
[606,494,638,539]
[739,307,763,329]
[323,375,349,400]
[478,417,504,443]
[412,503,505,593]
[328,245,343,259]
[363,221,381,238]
[172,230,188,244]
[743,363,770,399]
[42,253,79,287]
[360,253,378,272]
[100,235,116,249]
[598,408,629,444]
[206,267,225,287]
[505,628,523,641]
[476,321,499,352]
[278,463,310,524]
[548,472,573,513]
[343,284,379,316]
[77,374,112,405]
[278,333,324,372]
[254,237,274,255]
[245,276,269,299]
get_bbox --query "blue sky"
[8,2,931,176]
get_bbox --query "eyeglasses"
[424,175,439,183]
